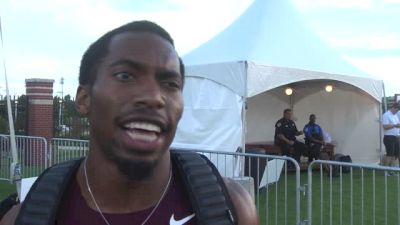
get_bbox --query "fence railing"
[49,138,89,166]
[181,149,302,225]
[2,135,400,225]
[307,160,400,225]
[0,134,48,180]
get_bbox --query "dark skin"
[0,31,258,225]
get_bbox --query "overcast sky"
[0,0,399,97]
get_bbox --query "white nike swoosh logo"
[169,213,195,225]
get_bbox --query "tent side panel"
[172,77,243,176]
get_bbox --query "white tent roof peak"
[176,0,384,164]
[183,0,376,80]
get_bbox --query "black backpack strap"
[171,150,238,225]
[15,158,83,225]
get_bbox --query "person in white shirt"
[397,107,400,121]
[382,102,400,168]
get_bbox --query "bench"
[245,141,335,172]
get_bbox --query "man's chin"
[115,157,156,181]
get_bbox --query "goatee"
[115,158,156,181]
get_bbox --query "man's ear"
[75,85,90,115]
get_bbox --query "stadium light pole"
[14,99,17,124]
[58,77,64,129]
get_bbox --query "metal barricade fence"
[0,134,48,181]
[307,160,400,225]
[2,136,305,225]
[183,149,302,225]
[4,135,400,225]
[49,138,89,166]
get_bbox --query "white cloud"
[1,0,253,95]
[293,0,374,10]
[8,56,60,77]
[9,0,134,38]
[345,55,400,95]
[7,0,253,54]
[384,0,400,4]
[329,33,400,50]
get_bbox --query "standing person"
[303,114,325,163]
[0,20,258,225]
[382,102,400,171]
[274,108,307,163]
[397,103,400,121]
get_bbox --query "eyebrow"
[157,69,181,80]
[109,59,182,79]
[109,59,146,71]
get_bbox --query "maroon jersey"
[56,166,196,225]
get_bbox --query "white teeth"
[124,122,161,133]
[127,131,157,142]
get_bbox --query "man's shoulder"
[275,118,286,127]
[383,111,392,117]
[0,204,21,225]
[223,178,259,225]
[315,123,322,129]
[382,111,395,121]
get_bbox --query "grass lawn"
[256,168,400,225]
[1,168,399,225]
[0,180,15,200]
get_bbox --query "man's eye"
[114,72,134,81]
[162,80,181,89]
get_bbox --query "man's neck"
[77,151,172,214]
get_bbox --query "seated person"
[303,114,329,163]
[274,108,307,163]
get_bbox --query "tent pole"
[290,95,293,110]
[380,82,386,165]
[239,61,248,178]
[382,82,387,112]
[379,98,383,165]
[242,61,248,154]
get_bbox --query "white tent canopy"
[172,0,384,165]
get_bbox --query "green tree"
[53,95,89,139]
[0,115,8,133]
[15,95,27,135]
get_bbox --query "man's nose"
[133,79,165,108]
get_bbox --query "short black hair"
[309,114,316,119]
[79,20,184,86]
[283,108,292,114]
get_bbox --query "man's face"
[284,111,292,120]
[391,107,399,114]
[310,115,316,123]
[76,31,183,180]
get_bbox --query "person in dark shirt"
[0,20,258,225]
[303,114,325,163]
[274,108,307,163]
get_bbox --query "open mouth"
[122,122,162,142]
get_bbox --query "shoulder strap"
[171,150,238,225]
[16,152,238,225]
[15,158,83,225]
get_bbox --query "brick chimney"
[25,79,54,165]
